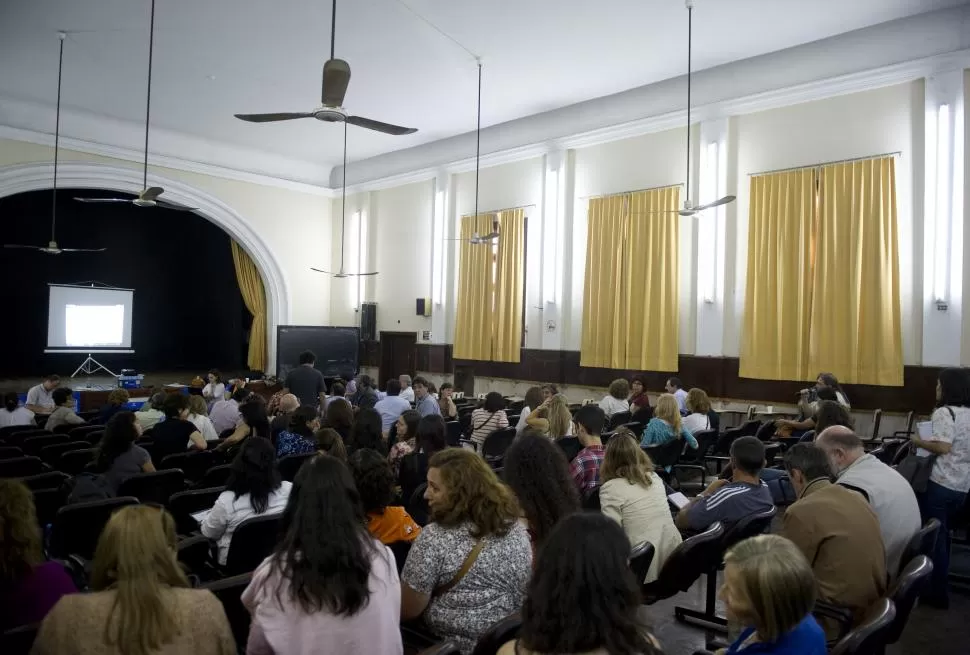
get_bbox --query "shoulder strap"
[433,539,483,597]
[946,406,956,420]
[473,411,498,432]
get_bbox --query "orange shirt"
[367,506,422,544]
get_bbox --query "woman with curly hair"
[97,387,130,424]
[497,513,663,655]
[502,435,579,554]
[349,448,421,545]
[599,378,630,419]
[401,448,532,654]
[0,480,77,630]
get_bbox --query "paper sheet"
[667,492,690,510]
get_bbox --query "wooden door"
[379,332,417,388]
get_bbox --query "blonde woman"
[32,506,235,655]
[599,431,682,583]
[640,393,698,451]
[683,387,714,434]
[527,394,573,439]
[187,394,219,442]
[720,534,826,654]
[598,379,630,420]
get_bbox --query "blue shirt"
[685,480,774,533]
[414,394,441,418]
[374,396,412,431]
[276,430,317,458]
[727,615,826,654]
[641,418,698,449]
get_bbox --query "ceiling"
[0,0,964,174]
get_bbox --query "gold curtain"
[453,214,495,360]
[230,240,268,372]
[580,186,680,370]
[811,157,902,385]
[739,169,816,381]
[493,208,525,362]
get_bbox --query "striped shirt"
[685,480,774,533]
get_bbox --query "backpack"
[62,472,115,504]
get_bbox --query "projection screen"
[45,284,135,353]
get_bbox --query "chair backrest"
[160,450,214,482]
[681,429,717,463]
[169,485,227,533]
[470,613,522,655]
[0,424,40,437]
[278,453,315,482]
[445,421,462,447]
[0,456,45,478]
[198,463,233,488]
[3,429,52,444]
[0,446,24,460]
[48,496,140,559]
[201,573,253,649]
[720,506,777,551]
[0,621,39,655]
[387,539,413,573]
[754,421,776,442]
[642,438,683,469]
[899,518,940,578]
[643,522,726,601]
[608,411,633,431]
[117,469,186,505]
[739,420,761,437]
[73,429,104,445]
[829,598,896,655]
[39,442,82,466]
[32,486,68,529]
[19,471,70,491]
[22,434,69,457]
[224,513,283,575]
[53,422,86,435]
[57,448,97,475]
[408,482,430,526]
[69,424,104,438]
[629,541,656,584]
[583,485,602,511]
[870,409,882,440]
[481,427,517,463]
[886,555,932,644]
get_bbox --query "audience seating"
[196,463,233,488]
[620,421,646,435]
[160,450,215,482]
[0,456,47,478]
[899,518,940,578]
[829,598,896,655]
[21,434,69,457]
[48,496,139,560]
[885,555,933,646]
[57,448,96,475]
[388,539,413,573]
[481,428,516,468]
[19,470,69,491]
[201,573,253,649]
[2,429,52,443]
[445,421,462,447]
[408,482,430,527]
[0,424,39,438]
[223,513,283,575]
[608,410,633,431]
[629,541,656,585]
[32,486,68,529]
[418,643,461,655]
[278,452,315,482]
[176,534,215,578]
[672,429,717,487]
[642,522,725,605]
[39,442,83,466]
[470,614,522,655]
[168,486,226,535]
[0,622,39,655]
[642,439,683,483]
[72,429,103,445]
[583,485,602,511]
[867,409,882,441]
[117,469,186,505]
[0,445,24,460]
[69,424,104,439]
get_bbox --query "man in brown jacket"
[782,443,887,641]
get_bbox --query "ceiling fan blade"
[482,232,500,240]
[156,200,199,211]
[59,247,107,252]
[74,197,132,204]
[235,112,316,123]
[140,186,164,201]
[350,271,379,276]
[3,244,43,250]
[345,115,417,135]
[310,267,337,275]
[321,58,351,107]
[692,195,737,213]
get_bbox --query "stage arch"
[0,161,289,373]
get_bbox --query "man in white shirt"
[665,377,689,414]
[816,425,921,580]
[398,374,415,403]
[0,392,35,428]
[25,374,60,415]
[375,380,412,433]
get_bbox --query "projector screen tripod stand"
[71,354,117,378]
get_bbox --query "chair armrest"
[401,620,440,651]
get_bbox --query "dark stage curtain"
[0,189,246,376]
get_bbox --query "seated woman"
[527,394,573,439]
[93,411,156,492]
[399,415,447,505]
[215,399,270,459]
[202,369,226,406]
[641,393,698,451]
[774,387,839,436]
[1,391,35,428]
[187,394,219,442]
[276,405,321,457]
[324,396,355,441]
[683,387,715,434]
[32,506,235,655]
[349,407,387,455]
[497,513,663,655]
[150,393,206,460]
[349,448,422,545]
[805,400,854,441]
[388,409,421,477]
[502,434,580,555]
[242,456,403,654]
[598,378,630,420]
[97,388,129,424]
[44,387,85,432]
[515,386,543,436]
[0,480,77,631]
[599,431,682,583]
[470,391,510,449]
[315,427,348,461]
[438,382,458,419]
[401,448,532,654]
[201,437,291,566]
[720,534,826,654]
[628,375,651,414]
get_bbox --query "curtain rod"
[748,151,901,178]
[579,182,684,201]
[461,203,535,218]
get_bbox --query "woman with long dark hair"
[498,513,662,655]
[94,411,155,492]
[324,397,355,441]
[216,399,270,459]
[399,415,447,504]
[502,435,579,553]
[469,392,509,448]
[349,448,422,545]
[242,456,402,654]
[349,407,386,455]
[276,405,321,457]
[201,438,290,566]
[388,409,421,477]
[515,386,544,436]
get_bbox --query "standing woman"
[515,386,544,436]
[31,506,236,655]
[388,410,421,477]
[469,392,510,449]
[203,369,226,406]
[910,367,970,608]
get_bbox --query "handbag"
[895,407,953,492]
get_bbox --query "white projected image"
[65,304,125,347]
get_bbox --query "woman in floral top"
[275,405,320,458]
[388,410,421,477]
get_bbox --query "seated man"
[676,436,774,533]
[815,426,920,580]
[568,405,606,495]
[44,387,85,431]
[25,374,60,415]
[781,443,887,640]
[375,379,411,435]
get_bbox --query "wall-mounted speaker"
[361,302,377,341]
[416,298,431,317]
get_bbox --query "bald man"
[816,425,921,579]
[270,393,301,444]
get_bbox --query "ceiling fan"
[3,34,106,256]
[233,0,416,136]
[74,0,196,211]
[310,122,378,278]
